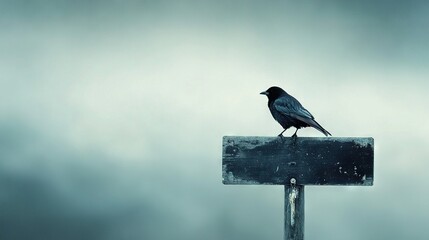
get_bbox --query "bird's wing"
[273,96,314,120]
[273,95,331,136]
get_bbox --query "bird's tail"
[293,114,332,136]
[310,119,331,136]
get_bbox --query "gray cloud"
[1,1,429,240]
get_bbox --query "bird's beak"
[260,91,268,95]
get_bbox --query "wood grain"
[222,136,374,186]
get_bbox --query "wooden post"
[222,136,374,240]
[285,182,304,240]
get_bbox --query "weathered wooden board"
[285,185,304,240]
[222,136,374,185]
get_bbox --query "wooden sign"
[222,136,374,240]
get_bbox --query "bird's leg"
[291,128,298,145]
[278,129,286,142]
[278,129,286,138]
[291,128,298,138]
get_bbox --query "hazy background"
[1,1,429,239]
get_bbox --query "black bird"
[260,86,331,138]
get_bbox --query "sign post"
[222,136,374,240]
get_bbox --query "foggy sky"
[1,1,429,240]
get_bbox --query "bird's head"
[260,86,286,100]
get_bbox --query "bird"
[260,86,331,138]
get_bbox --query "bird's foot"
[291,133,298,145]
[278,133,285,143]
